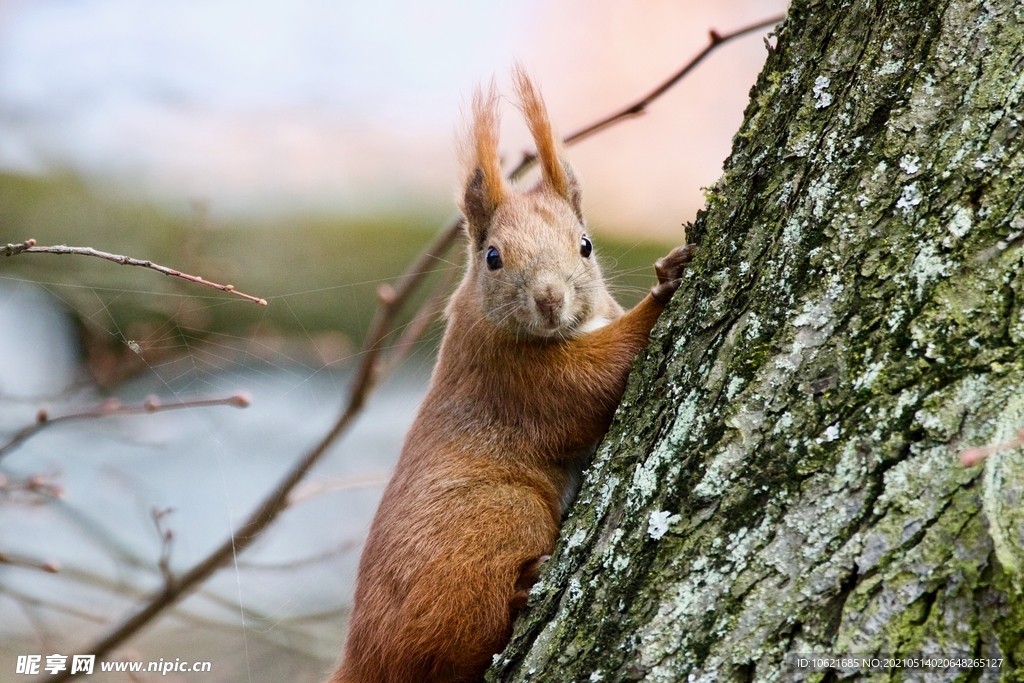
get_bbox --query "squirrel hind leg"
[510,554,551,614]
[389,577,512,683]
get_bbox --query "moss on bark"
[488,0,1024,681]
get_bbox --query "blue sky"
[0,0,787,234]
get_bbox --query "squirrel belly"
[328,68,694,683]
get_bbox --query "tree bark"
[489,0,1024,681]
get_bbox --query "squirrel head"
[456,68,612,340]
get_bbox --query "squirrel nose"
[534,288,564,316]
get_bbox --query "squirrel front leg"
[510,554,550,614]
[578,243,696,360]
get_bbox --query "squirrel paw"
[652,244,696,305]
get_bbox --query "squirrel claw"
[652,243,696,305]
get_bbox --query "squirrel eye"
[485,246,503,270]
[579,236,593,258]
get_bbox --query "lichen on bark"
[488,0,1024,681]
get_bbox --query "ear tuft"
[458,81,507,247]
[512,65,582,218]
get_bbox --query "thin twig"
[3,238,268,306]
[0,393,251,462]
[35,562,152,600]
[507,13,786,181]
[0,550,60,573]
[44,15,787,679]
[0,472,64,501]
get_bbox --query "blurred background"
[0,0,786,680]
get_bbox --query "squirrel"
[328,68,695,683]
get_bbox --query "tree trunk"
[488,0,1024,680]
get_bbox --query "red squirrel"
[329,69,694,683]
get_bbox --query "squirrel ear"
[512,65,583,220]
[462,168,495,249]
[459,82,508,249]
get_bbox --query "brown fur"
[465,80,507,214]
[329,72,694,683]
[512,65,568,199]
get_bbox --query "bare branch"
[507,13,786,181]
[3,238,268,306]
[0,550,60,573]
[0,393,251,462]
[0,472,64,502]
